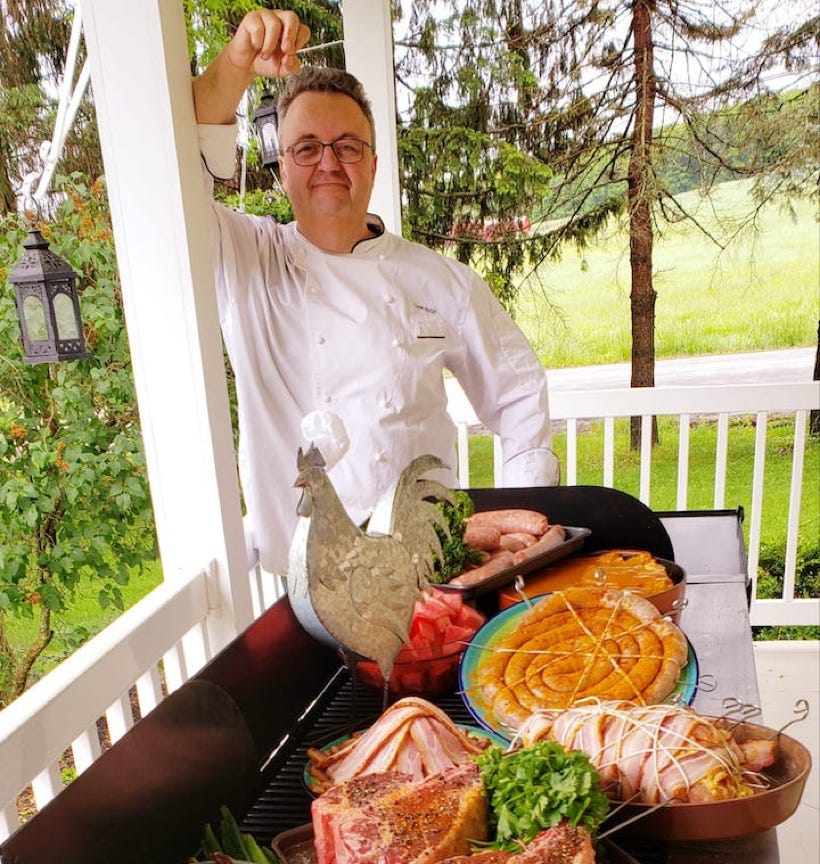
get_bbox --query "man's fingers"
[295,23,312,52]
[279,54,302,76]
[237,9,305,58]
[277,23,311,74]
[277,11,298,54]
[260,10,304,59]
[229,9,311,79]
[242,11,271,55]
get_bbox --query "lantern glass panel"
[260,119,278,159]
[23,295,48,340]
[53,291,80,339]
[252,96,280,169]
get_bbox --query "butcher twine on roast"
[311,762,487,864]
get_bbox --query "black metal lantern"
[252,92,280,171]
[8,229,91,364]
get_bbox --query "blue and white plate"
[458,597,699,739]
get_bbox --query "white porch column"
[342,0,402,233]
[78,0,253,646]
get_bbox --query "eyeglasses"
[283,137,374,166]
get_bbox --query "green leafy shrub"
[757,542,820,600]
[0,173,157,707]
[753,541,820,640]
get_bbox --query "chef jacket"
[200,124,559,576]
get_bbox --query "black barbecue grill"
[0,486,772,864]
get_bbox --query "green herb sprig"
[432,490,484,584]
[474,741,610,851]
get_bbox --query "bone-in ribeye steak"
[311,763,488,864]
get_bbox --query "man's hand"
[193,8,311,125]
[224,9,311,79]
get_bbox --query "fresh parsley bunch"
[474,741,610,851]
[432,490,484,584]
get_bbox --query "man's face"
[277,91,377,227]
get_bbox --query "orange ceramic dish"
[498,549,683,615]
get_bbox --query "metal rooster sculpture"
[287,444,453,681]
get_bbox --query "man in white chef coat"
[192,7,560,577]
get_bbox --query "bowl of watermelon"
[353,588,486,698]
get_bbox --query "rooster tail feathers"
[404,478,453,581]
[394,455,454,511]
[414,478,454,534]
[401,453,451,482]
[372,454,454,585]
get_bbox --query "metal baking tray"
[436,525,591,599]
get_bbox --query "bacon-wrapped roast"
[307,697,492,793]
[516,699,777,804]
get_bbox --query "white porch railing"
[452,380,819,628]
[0,380,817,841]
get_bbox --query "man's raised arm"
[192,8,310,124]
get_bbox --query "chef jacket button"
[385,294,395,304]
[391,337,401,348]
[323,395,332,404]
[374,451,386,462]
[317,335,326,345]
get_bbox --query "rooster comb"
[297,442,327,471]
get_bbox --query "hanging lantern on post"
[252,92,280,172]
[8,229,91,364]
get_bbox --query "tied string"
[459,593,687,709]
[520,699,766,820]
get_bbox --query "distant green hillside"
[517,178,819,368]
[545,87,817,221]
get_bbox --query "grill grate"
[239,674,668,864]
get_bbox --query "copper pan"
[602,720,812,842]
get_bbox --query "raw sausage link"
[466,508,549,536]
[498,532,538,553]
[463,525,502,551]
[449,551,516,586]
[511,524,566,564]
[506,531,539,547]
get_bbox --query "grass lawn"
[5,561,164,687]
[515,179,818,367]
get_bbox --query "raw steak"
[439,822,595,864]
[312,763,488,864]
[514,823,596,864]
[436,852,510,863]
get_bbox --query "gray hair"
[277,66,376,149]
